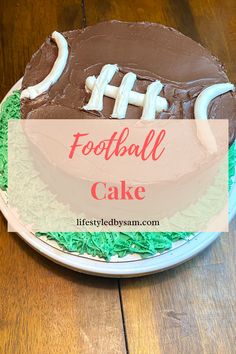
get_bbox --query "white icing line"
[85,76,168,114]
[141,81,163,120]
[111,72,136,119]
[83,64,118,111]
[194,83,235,153]
[21,31,69,100]
[194,83,235,120]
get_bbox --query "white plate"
[0,79,235,277]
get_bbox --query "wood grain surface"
[0,1,236,353]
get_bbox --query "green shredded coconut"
[0,92,235,261]
[0,91,21,190]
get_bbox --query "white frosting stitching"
[83,64,118,111]
[21,31,69,100]
[111,72,136,118]
[85,65,168,118]
[141,81,164,120]
[84,66,234,153]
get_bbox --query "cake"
[1,21,236,260]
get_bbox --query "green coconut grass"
[0,91,235,260]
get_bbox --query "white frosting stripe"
[21,31,69,99]
[83,64,118,111]
[111,72,136,118]
[141,81,163,120]
[85,74,168,115]
[194,83,235,120]
[194,82,235,153]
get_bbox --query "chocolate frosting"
[21,20,236,144]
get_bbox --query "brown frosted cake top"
[21,20,236,143]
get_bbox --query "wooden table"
[1,1,236,353]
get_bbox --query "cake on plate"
[0,21,236,260]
